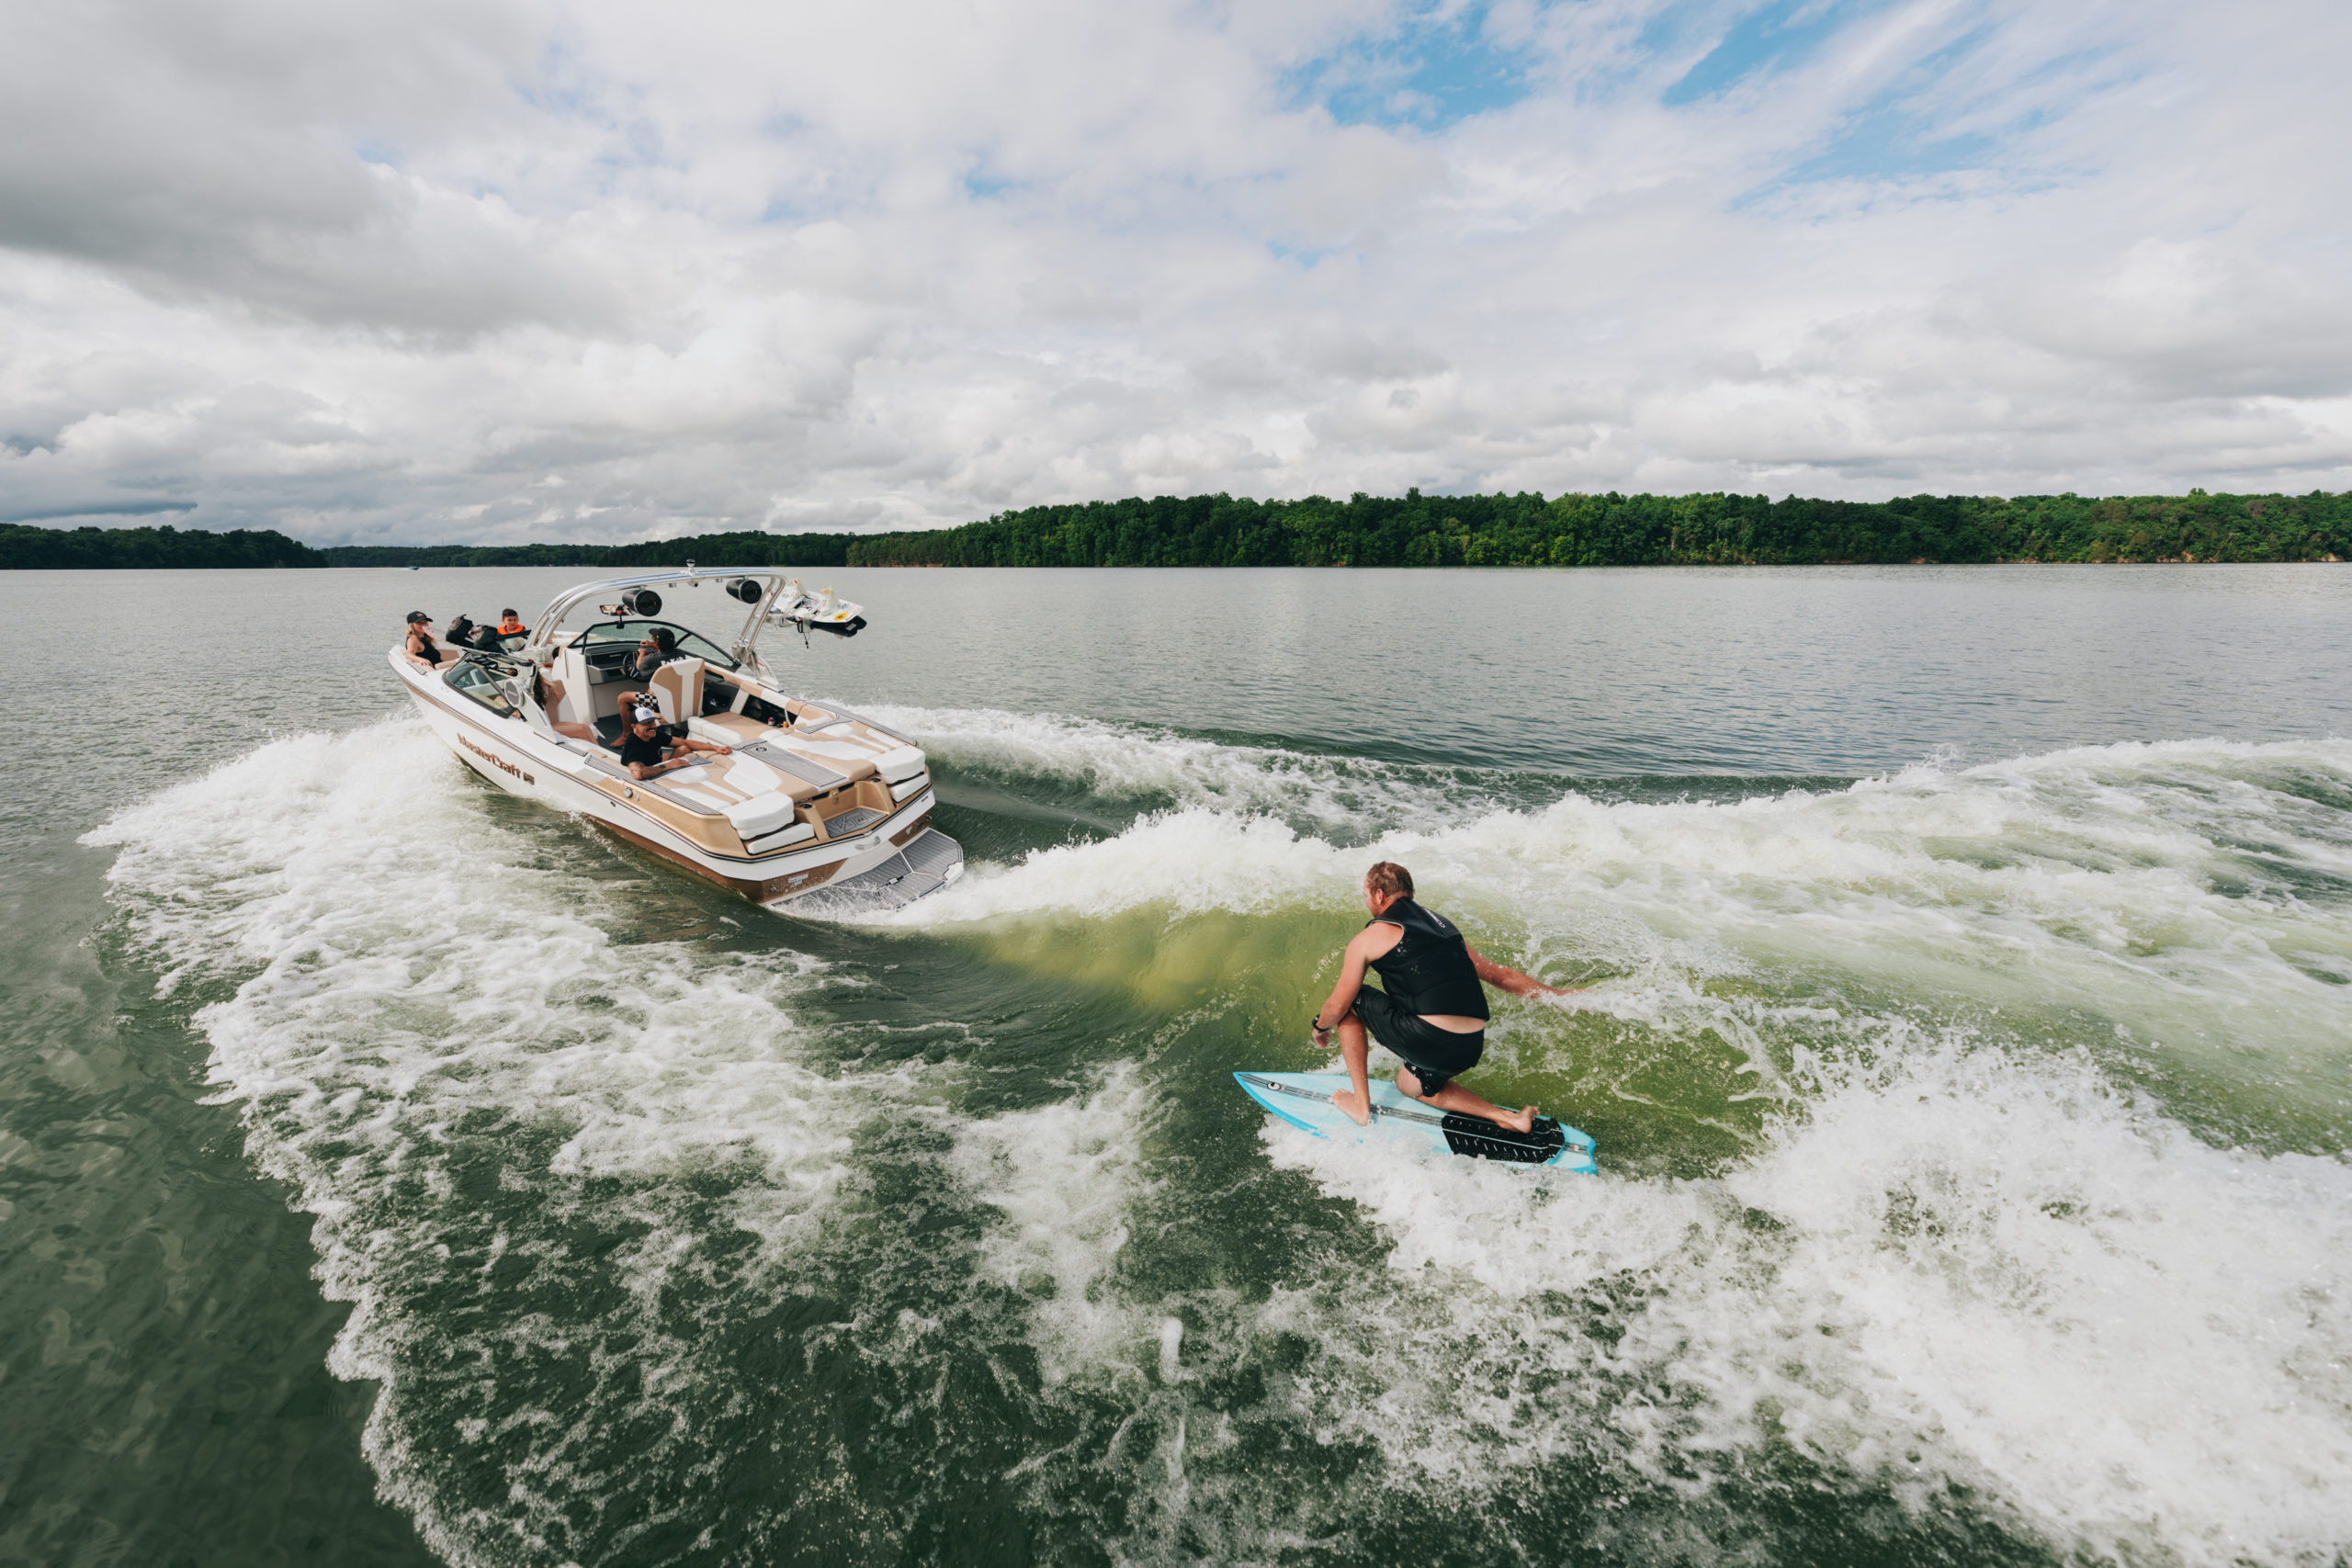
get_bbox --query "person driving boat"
[610,626,680,715]
[628,626,679,680]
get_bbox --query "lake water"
[5,564,2350,1568]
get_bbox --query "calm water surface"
[3,565,2349,1568]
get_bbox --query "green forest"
[0,524,860,571]
[834,489,2350,568]
[0,522,324,570]
[5,491,2346,570]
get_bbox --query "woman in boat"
[531,667,595,742]
[403,612,447,671]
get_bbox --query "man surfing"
[1310,861,1573,1133]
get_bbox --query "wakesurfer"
[1310,861,1573,1133]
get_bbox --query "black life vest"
[1365,897,1489,1021]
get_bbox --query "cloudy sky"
[4,0,2348,544]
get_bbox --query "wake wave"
[898,730,2352,1086]
[855,700,1541,834]
[82,716,2352,1567]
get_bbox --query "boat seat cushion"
[578,750,722,814]
[691,713,786,746]
[871,744,925,784]
[724,792,808,844]
[648,657,706,725]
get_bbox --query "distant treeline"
[0,522,322,570]
[311,530,865,570]
[5,491,2346,570]
[835,490,2351,568]
[0,524,861,571]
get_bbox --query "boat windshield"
[571,620,741,671]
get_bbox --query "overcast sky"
[4,0,2348,545]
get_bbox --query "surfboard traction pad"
[1234,1072,1593,1168]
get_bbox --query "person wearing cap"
[625,626,679,682]
[609,626,680,714]
[402,612,449,671]
[605,702,732,781]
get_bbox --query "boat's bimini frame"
[391,566,961,914]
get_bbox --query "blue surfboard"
[1234,1071,1597,1173]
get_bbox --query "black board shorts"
[1350,987,1483,1097]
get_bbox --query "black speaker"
[726,578,763,604]
[618,588,662,617]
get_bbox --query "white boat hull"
[393,650,961,913]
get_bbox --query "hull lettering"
[458,732,535,785]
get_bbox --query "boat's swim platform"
[1234,1071,1598,1172]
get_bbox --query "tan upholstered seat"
[647,657,706,725]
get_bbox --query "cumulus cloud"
[0,0,2346,543]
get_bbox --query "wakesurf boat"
[390,568,963,913]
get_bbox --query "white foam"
[948,1064,1160,1385]
[855,701,1494,829]
[87,717,930,1560]
[899,807,1351,924]
[89,720,896,1190]
[1260,1039,2352,1566]
[83,717,2352,1566]
[877,725,2352,1562]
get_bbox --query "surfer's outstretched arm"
[1464,944,1577,998]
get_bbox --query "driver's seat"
[647,656,706,726]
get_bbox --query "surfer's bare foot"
[1331,1087,1372,1126]
[1502,1104,1538,1134]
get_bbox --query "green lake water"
[4,564,2349,1567]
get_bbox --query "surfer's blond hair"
[1363,862,1414,899]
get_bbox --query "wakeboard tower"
[1233,1071,1597,1172]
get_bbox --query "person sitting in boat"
[402,612,449,670]
[1309,861,1573,1133]
[495,608,528,645]
[533,669,595,743]
[627,627,680,682]
[606,704,731,782]
[609,627,682,714]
